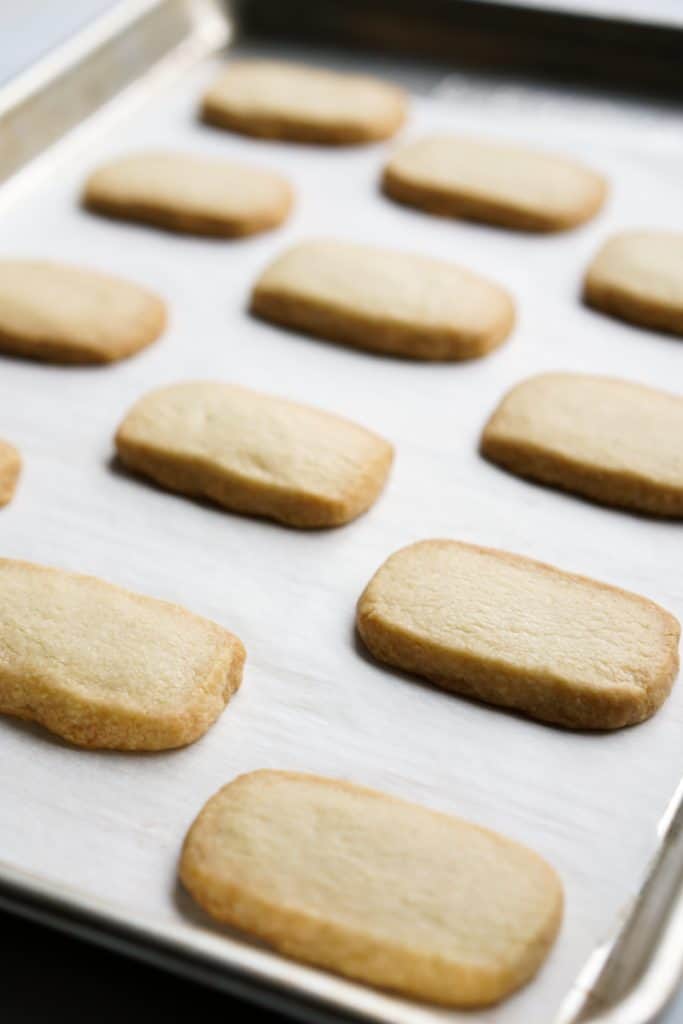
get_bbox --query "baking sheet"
[0,48,682,1024]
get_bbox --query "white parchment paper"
[0,51,682,1024]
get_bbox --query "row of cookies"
[80,134,607,239]
[115,374,683,524]
[2,226,681,371]
[2,283,681,523]
[9,527,675,744]
[1,59,679,1010]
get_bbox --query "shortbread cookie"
[0,260,165,364]
[584,231,683,336]
[357,541,679,729]
[181,770,562,1006]
[251,240,514,360]
[200,60,407,144]
[383,135,607,232]
[481,373,683,516]
[83,151,293,237]
[0,441,21,506]
[115,381,393,528]
[0,559,245,750]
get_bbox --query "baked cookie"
[0,441,20,506]
[180,770,563,1006]
[251,240,515,360]
[481,373,683,516]
[383,135,607,232]
[0,260,165,364]
[0,559,245,750]
[83,151,293,237]
[584,231,683,336]
[115,381,393,528]
[357,540,679,730]
[200,60,407,144]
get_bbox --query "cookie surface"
[201,60,407,144]
[0,441,20,506]
[0,559,245,750]
[357,540,679,729]
[0,260,165,364]
[251,240,514,360]
[383,135,606,232]
[115,381,393,528]
[482,373,683,516]
[84,151,293,237]
[180,770,562,1006]
[584,231,683,336]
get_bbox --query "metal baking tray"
[1,2,682,1022]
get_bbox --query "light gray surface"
[1,5,683,1024]
[472,0,683,25]
[0,0,117,83]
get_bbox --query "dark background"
[1,907,285,1023]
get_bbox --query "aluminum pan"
[0,4,682,1023]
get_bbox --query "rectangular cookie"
[115,381,393,528]
[383,135,606,232]
[0,559,245,750]
[357,540,679,729]
[83,151,293,237]
[0,260,165,364]
[180,770,562,1006]
[251,239,514,360]
[0,440,21,506]
[584,230,683,336]
[200,60,407,144]
[481,372,683,516]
